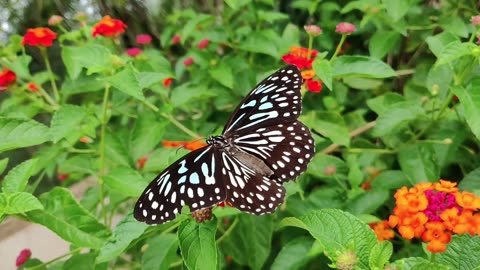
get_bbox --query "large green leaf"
[436,234,480,269]
[1,192,43,215]
[372,101,424,137]
[209,63,234,89]
[381,0,415,21]
[332,56,397,78]
[222,215,273,270]
[103,64,145,101]
[0,158,8,175]
[271,237,315,270]
[459,167,480,192]
[61,44,112,79]
[27,187,108,249]
[103,166,150,197]
[238,30,280,58]
[50,105,88,143]
[303,111,350,146]
[105,132,132,167]
[178,218,218,270]
[130,111,168,160]
[398,143,439,184]
[312,59,333,90]
[2,158,37,193]
[279,209,377,269]
[451,80,480,141]
[369,241,392,269]
[368,31,401,59]
[434,42,475,68]
[0,117,50,153]
[344,189,389,215]
[96,213,148,263]
[142,234,179,270]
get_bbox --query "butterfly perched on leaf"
[134,65,315,224]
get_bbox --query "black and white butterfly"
[134,65,315,224]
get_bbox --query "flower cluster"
[282,46,322,92]
[92,15,127,38]
[369,220,394,241]
[22,27,57,47]
[0,68,16,91]
[162,140,207,151]
[388,180,480,253]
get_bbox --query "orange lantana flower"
[301,70,315,80]
[422,222,451,253]
[369,220,395,241]
[22,27,57,47]
[92,16,127,38]
[455,191,480,210]
[434,179,458,193]
[398,212,428,239]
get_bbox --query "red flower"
[281,46,318,69]
[172,34,181,45]
[163,78,173,88]
[58,173,69,181]
[0,68,16,91]
[92,15,127,38]
[136,34,152,45]
[15,249,31,267]
[22,27,57,47]
[125,47,142,57]
[197,38,210,49]
[307,80,322,93]
[183,57,194,66]
[27,83,39,92]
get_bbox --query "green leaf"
[130,111,167,159]
[279,209,377,268]
[63,253,96,270]
[312,59,333,90]
[104,166,150,197]
[368,241,392,269]
[306,154,348,179]
[307,111,350,146]
[209,63,234,89]
[4,192,43,214]
[103,64,145,101]
[390,257,449,270]
[368,31,401,59]
[425,32,460,57]
[398,143,439,184]
[436,234,480,269]
[178,218,218,270]
[257,11,288,23]
[61,74,104,94]
[451,80,480,142]
[27,187,108,249]
[332,56,397,78]
[372,101,424,137]
[439,16,469,38]
[0,117,50,153]
[96,213,148,263]
[5,54,32,79]
[224,0,251,10]
[238,31,280,58]
[2,158,37,193]
[371,170,409,190]
[0,158,8,175]
[180,15,214,42]
[344,189,389,215]
[271,237,315,270]
[142,234,179,270]
[459,167,480,192]
[367,93,405,115]
[222,215,273,270]
[170,83,216,107]
[105,132,132,167]
[50,105,88,143]
[434,42,474,68]
[137,72,171,88]
[61,45,112,79]
[381,0,414,21]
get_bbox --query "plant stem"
[161,113,202,139]
[319,121,377,155]
[216,217,239,244]
[330,34,347,62]
[143,99,159,112]
[307,35,314,60]
[40,46,60,102]
[25,247,82,270]
[99,83,111,226]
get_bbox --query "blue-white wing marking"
[223,65,303,136]
[134,146,226,224]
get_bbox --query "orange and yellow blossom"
[398,212,428,239]
[455,191,480,210]
[434,179,458,193]
[422,222,451,253]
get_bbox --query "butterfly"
[134,65,315,224]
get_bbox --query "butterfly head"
[206,135,229,147]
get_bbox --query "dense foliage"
[1,1,480,269]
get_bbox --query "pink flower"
[172,34,181,45]
[472,15,480,27]
[126,47,142,57]
[16,249,31,267]
[136,34,152,44]
[183,57,194,66]
[304,25,322,36]
[48,15,64,26]
[335,22,356,35]
[197,38,210,49]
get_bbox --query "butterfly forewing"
[222,65,303,136]
[233,121,315,182]
[134,146,226,224]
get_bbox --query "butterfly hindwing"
[223,65,303,136]
[233,121,315,183]
[134,146,226,224]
